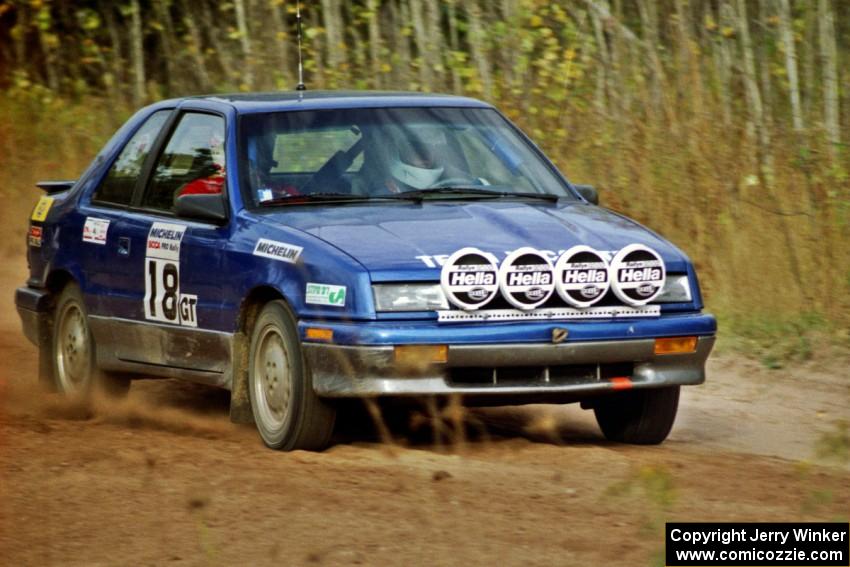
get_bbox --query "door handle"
[117,237,131,256]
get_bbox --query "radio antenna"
[295,0,306,91]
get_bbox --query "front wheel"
[52,283,130,397]
[248,300,335,450]
[593,386,680,445]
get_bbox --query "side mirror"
[175,194,228,223]
[574,184,599,205]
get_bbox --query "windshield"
[238,107,574,206]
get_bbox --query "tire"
[51,283,130,398]
[593,386,680,445]
[248,300,335,450]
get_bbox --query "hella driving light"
[654,275,692,303]
[373,283,449,312]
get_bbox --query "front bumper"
[304,335,715,401]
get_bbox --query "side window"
[93,110,170,206]
[143,113,226,212]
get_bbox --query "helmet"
[390,139,443,190]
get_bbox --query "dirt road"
[1,256,848,567]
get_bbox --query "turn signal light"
[394,344,448,367]
[305,327,334,342]
[654,336,698,355]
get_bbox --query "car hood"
[262,201,691,280]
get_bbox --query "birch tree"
[818,0,840,159]
[776,0,804,131]
[129,0,146,104]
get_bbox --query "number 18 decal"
[144,222,198,327]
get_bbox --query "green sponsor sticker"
[305,283,346,307]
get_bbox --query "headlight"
[373,283,449,312]
[654,275,692,303]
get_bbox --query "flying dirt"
[0,254,848,566]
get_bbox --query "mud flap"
[37,310,56,391]
[228,331,254,424]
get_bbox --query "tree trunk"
[233,0,254,89]
[409,0,433,90]
[425,0,443,89]
[777,0,804,131]
[178,0,212,91]
[802,1,816,125]
[589,5,610,116]
[200,2,235,85]
[35,5,59,91]
[392,0,413,88]
[320,0,347,84]
[101,2,128,104]
[465,1,493,99]
[818,0,840,159]
[269,0,292,88]
[367,0,382,88]
[446,0,462,93]
[154,0,176,95]
[637,0,661,114]
[736,0,769,168]
[674,0,704,118]
[129,0,146,105]
[712,2,734,127]
[757,0,774,130]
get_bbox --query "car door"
[109,111,231,375]
[78,109,173,320]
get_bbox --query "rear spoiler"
[36,180,76,194]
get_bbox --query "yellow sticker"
[31,196,54,222]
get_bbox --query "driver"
[383,139,444,194]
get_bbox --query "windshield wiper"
[391,186,559,202]
[258,192,395,206]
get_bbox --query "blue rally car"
[16,91,716,450]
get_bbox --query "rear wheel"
[593,386,680,445]
[52,283,130,397]
[248,300,335,450]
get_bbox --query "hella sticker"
[554,245,610,307]
[609,244,666,306]
[440,247,499,311]
[498,247,555,310]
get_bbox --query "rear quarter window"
[92,110,170,206]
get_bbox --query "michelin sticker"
[82,217,110,245]
[253,238,303,264]
[498,247,555,310]
[440,247,499,311]
[305,283,347,307]
[554,245,610,307]
[143,222,197,327]
[609,244,666,306]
